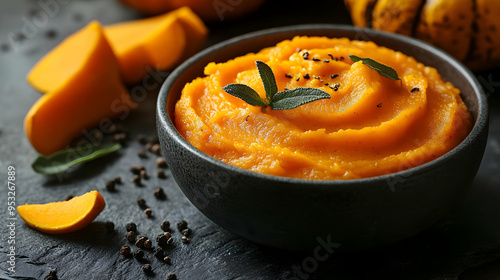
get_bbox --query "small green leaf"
[222,83,268,107]
[348,55,400,81]
[256,60,278,100]
[271,87,331,110]
[32,143,121,175]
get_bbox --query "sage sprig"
[222,61,331,110]
[32,143,121,174]
[348,55,400,81]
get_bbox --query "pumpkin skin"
[117,0,266,22]
[344,0,500,70]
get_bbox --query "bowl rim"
[157,24,488,186]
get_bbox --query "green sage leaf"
[271,87,331,110]
[32,143,121,174]
[255,60,278,100]
[348,55,400,81]
[222,83,268,107]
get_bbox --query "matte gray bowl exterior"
[156,25,489,252]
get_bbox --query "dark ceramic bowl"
[156,25,489,252]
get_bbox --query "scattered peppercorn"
[330,83,340,91]
[137,198,147,209]
[151,144,161,155]
[45,29,57,39]
[330,74,339,79]
[181,228,190,236]
[126,222,137,232]
[64,194,74,201]
[112,132,127,144]
[145,142,153,151]
[181,236,190,244]
[327,53,334,60]
[164,256,172,265]
[323,59,330,63]
[157,233,168,247]
[142,264,152,274]
[127,231,136,243]
[154,247,164,259]
[113,176,122,184]
[166,273,177,280]
[340,56,345,61]
[130,165,145,174]
[312,58,321,62]
[157,169,167,179]
[120,245,131,256]
[138,149,147,158]
[302,52,309,60]
[135,236,147,248]
[177,220,188,231]
[140,169,149,180]
[137,134,147,144]
[377,103,383,108]
[303,73,310,79]
[153,187,166,199]
[156,157,167,168]
[105,180,116,192]
[285,74,292,79]
[104,221,115,233]
[145,208,153,218]
[161,221,170,232]
[296,77,300,82]
[133,175,142,185]
[144,239,152,249]
[411,87,420,92]
[164,232,172,239]
[133,249,144,260]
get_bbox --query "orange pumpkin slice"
[24,21,137,156]
[17,190,106,234]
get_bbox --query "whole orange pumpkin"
[344,0,500,70]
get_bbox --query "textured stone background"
[1,0,500,279]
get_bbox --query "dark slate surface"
[1,1,500,279]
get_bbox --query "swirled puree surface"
[175,36,472,180]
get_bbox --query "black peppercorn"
[181,236,190,244]
[177,220,188,231]
[133,175,142,185]
[126,222,137,232]
[137,198,147,209]
[156,157,167,168]
[113,176,122,184]
[135,236,147,248]
[181,228,190,236]
[138,149,147,158]
[157,233,168,247]
[157,169,167,179]
[154,247,164,259]
[64,195,74,201]
[44,270,58,280]
[142,264,152,274]
[130,165,145,174]
[120,245,131,256]
[105,180,116,192]
[145,208,152,218]
[166,273,177,280]
[160,221,170,232]
[127,231,136,243]
[133,249,144,260]
[144,239,152,249]
[164,231,172,239]
[151,144,161,155]
[411,87,420,92]
[164,256,171,264]
[153,187,166,199]
[140,169,149,180]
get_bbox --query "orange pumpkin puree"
[174,36,472,180]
